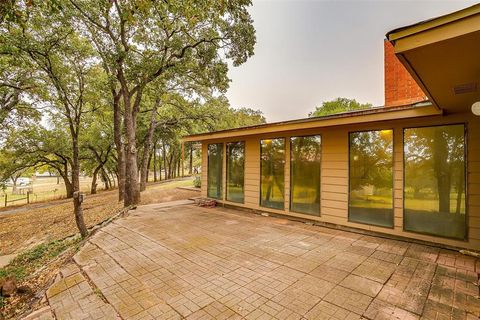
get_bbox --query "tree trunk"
[168,153,174,179]
[140,106,158,191]
[433,129,451,214]
[455,164,464,214]
[158,155,162,181]
[153,142,158,182]
[91,165,101,194]
[177,158,181,178]
[113,92,125,202]
[111,171,117,188]
[72,138,88,238]
[100,171,107,190]
[146,151,153,183]
[11,176,18,194]
[64,179,73,198]
[60,168,74,198]
[122,88,140,207]
[102,169,111,189]
[162,143,167,181]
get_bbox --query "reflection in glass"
[260,138,285,209]
[207,143,223,199]
[226,142,245,203]
[404,125,466,239]
[349,130,394,227]
[290,135,321,215]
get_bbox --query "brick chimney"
[384,40,427,107]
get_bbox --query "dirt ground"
[0,179,200,255]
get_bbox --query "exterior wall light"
[472,101,480,116]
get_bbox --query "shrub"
[193,176,201,188]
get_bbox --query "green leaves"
[1,0,258,206]
[309,97,373,117]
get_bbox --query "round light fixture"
[472,101,480,116]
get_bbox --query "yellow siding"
[201,111,480,250]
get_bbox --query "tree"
[349,130,393,192]
[231,108,266,127]
[70,0,256,207]
[404,125,465,214]
[309,98,372,117]
[0,54,38,133]
[2,6,102,237]
[0,149,33,194]
[1,125,73,196]
[81,107,114,194]
[0,0,61,24]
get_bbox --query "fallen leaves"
[0,180,199,255]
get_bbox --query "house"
[183,4,480,251]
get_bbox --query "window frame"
[259,137,286,210]
[402,122,468,241]
[207,142,224,200]
[347,128,395,229]
[226,141,246,204]
[289,134,322,216]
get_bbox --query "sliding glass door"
[226,142,245,203]
[207,143,223,199]
[404,124,466,239]
[260,138,285,210]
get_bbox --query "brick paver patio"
[46,203,479,319]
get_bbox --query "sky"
[225,0,478,122]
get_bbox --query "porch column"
[181,142,185,177]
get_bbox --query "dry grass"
[0,239,81,319]
[0,179,199,255]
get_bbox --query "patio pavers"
[47,203,479,319]
[46,263,119,319]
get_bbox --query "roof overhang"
[386,4,480,113]
[183,103,441,142]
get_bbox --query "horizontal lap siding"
[200,111,479,250]
[321,129,348,222]
[467,116,480,244]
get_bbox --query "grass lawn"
[1,176,95,208]
[0,238,82,318]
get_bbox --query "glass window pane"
[226,142,245,203]
[207,143,223,199]
[290,135,321,215]
[404,125,466,239]
[260,138,285,210]
[349,130,394,227]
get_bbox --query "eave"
[386,4,480,113]
[183,103,440,142]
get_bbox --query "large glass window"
[404,124,466,239]
[226,142,245,203]
[349,130,394,227]
[207,143,223,199]
[290,135,321,215]
[260,138,285,210]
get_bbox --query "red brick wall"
[384,40,427,107]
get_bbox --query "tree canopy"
[309,97,372,117]
[0,0,263,237]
